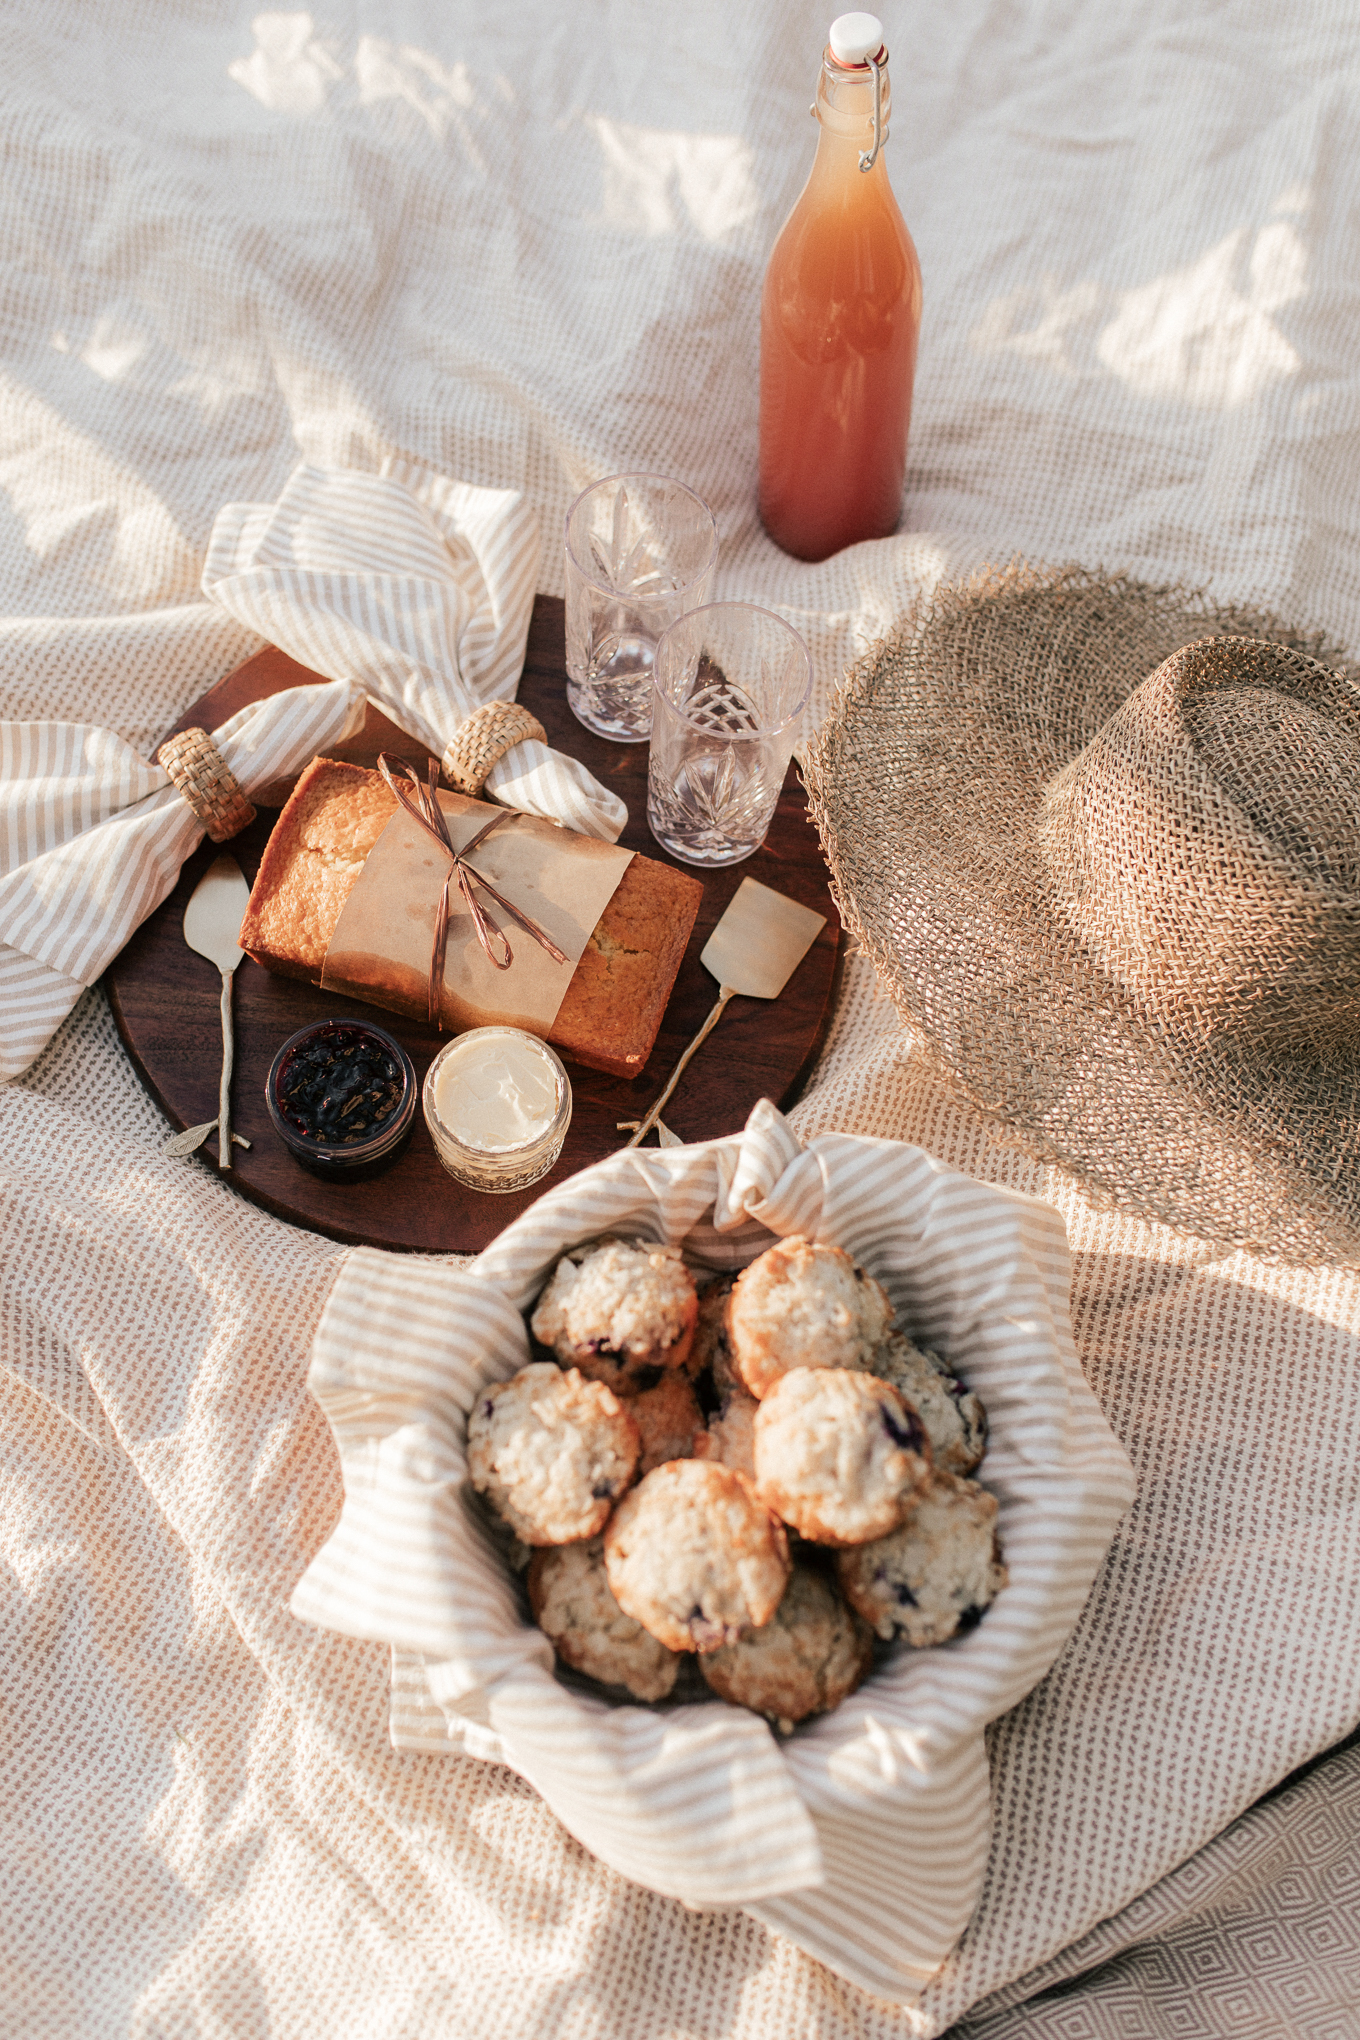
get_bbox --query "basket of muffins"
[469,1233,1007,1734]
[291,1098,1138,1977]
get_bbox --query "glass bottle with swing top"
[758,12,923,563]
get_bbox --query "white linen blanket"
[4,2,1360,2036]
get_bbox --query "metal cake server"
[181,853,252,1171]
[622,876,827,1148]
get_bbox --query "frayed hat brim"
[804,562,1360,1264]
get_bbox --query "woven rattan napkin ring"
[442,701,547,799]
[156,727,257,842]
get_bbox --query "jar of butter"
[422,1027,572,1193]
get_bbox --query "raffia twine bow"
[376,754,568,1028]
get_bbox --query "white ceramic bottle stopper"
[829,12,885,65]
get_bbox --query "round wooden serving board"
[106,595,841,1253]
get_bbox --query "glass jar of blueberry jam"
[265,1017,417,1179]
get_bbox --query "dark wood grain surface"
[105,595,841,1252]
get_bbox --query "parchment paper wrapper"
[291,1100,1137,2007]
[321,789,634,1034]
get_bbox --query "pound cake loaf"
[239,757,703,1079]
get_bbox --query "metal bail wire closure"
[375,754,570,1030]
[859,45,887,173]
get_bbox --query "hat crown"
[1038,637,1360,1050]
[804,563,1360,1261]
[1185,671,1360,893]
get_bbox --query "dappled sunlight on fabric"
[227,18,759,246]
[585,115,760,241]
[971,208,1308,410]
[0,369,206,611]
[354,35,486,163]
[53,312,273,422]
[73,311,150,385]
[1099,222,1305,406]
[228,11,342,118]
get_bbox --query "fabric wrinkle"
[5,1,1360,2034]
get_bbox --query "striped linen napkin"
[291,1100,1136,2007]
[0,678,363,1081]
[202,459,626,842]
[0,462,624,1083]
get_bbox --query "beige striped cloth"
[0,676,363,1081]
[0,459,624,1084]
[202,456,626,841]
[290,1100,1136,2005]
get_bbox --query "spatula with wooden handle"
[623,877,826,1148]
[181,853,251,1170]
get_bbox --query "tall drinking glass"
[564,473,718,742]
[646,602,811,867]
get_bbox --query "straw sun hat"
[803,562,1360,1265]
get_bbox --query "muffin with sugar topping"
[531,1237,698,1396]
[726,1236,893,1399]
[529,1536,681,1701]
[866,1330,987,1476]
[700,1565,875,1730]
[837,1472,1007,1646]
[629,1369,703,1475]
[753,1366,932,1545]
[693,1385,759,1482]
[468,1362,639,1545]
[604,1459,790,1652]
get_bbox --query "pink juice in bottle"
[759,12,923,562]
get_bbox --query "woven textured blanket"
[4,2,1360,2034]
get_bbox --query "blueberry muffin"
[726,1236,894,1399]
[837,1471,1007,1646]
[528,1537,681,1702]
[692,1273,741,1396]
[468,1362,639,1545]
[866,1331,988,1476]
[630,1370,703,1476]
[699,1565,875,1730]
[753,1367,932,1545]
[693,1385,758,1481]
[531,1238,698,1396]
[603,1459,790,1653]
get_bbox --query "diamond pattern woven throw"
[7,969,1360,2037]
[7,0,1360,2032]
